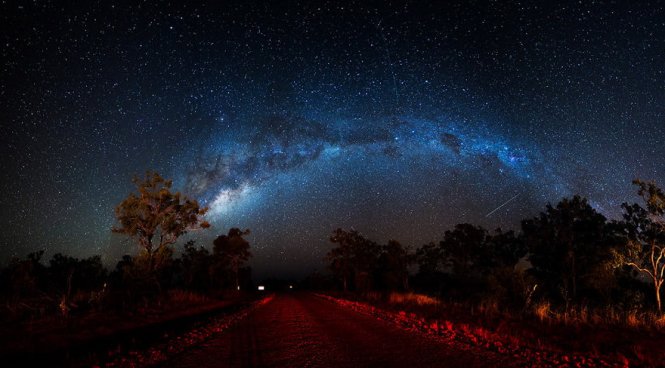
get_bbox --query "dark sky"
[2,1,664,279]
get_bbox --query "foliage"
[179,240,213,291]
[612,180,665,312]
[4,177,665,326]
[484,228,526,269]
[326,228,356,291]
[440,223,488,278]
[1,251,46,301]
[522,195,611,305]
[112,171,210,270]
[213,228,252,289]
[48,253,107,294]
[47,253,107,315]
[377,240,414,291]
[415,241,443,275]
[327,228,381,291]
[413,224,526,301]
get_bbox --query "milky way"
[2,1,664,278]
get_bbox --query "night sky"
[2,1,664,279]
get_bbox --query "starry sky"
[2,1,664,279]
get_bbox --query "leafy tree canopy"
[113,172,210,265]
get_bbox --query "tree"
[327,228,381,291]
[113,172,210,271]
[414,241,446,294]
[416,242,443,275]
[613,180,665,312]
[47,253,106,316]
[180,240,212,291]
[378,240,413,291]
[440,223,488,278]
[351,235,381,291]
[213,228,251,290]
[483,228,526,270]
[2,251,46,301]
[327,228,355,291]
[522,196,610,305]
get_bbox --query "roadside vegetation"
[318,179,665,366]
[2,172,665,365]
[0,172,255,360]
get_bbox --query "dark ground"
[164,292,523,368]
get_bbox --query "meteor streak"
[485,193,520,217]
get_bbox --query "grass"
[530,303,665,331]
[371,291,665,332]
[362,291,440,307]
[388,291,440,306]
[345,291,665,367]
[0,288,258,361]
[534,300,551,322]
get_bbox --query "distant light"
[289,285,293,289]
[258,285,265,291]
[237,286,240,291]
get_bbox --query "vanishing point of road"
[165,293,523,367]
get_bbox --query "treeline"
[0,171,255,322]
[0,228,252,322]
[325,179,665,314]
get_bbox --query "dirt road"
[165,293,522,367]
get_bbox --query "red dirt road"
[166,293,523,367]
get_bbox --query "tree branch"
[627,262,655,279]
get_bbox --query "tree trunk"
[656,280,663,313]
[146,235,154,270]
[569,243,577,301]
[66,269,73,300]
[571,258,577,300]
[232,260,239,290]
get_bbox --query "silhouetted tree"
[112,172,210,272]
[108,255,139,306]
[440,223,488,279]
[327,228,381,291]
[327,228,355,291]
[353,236,381,291]
[522,196,610,306]
[414,241,446,294]
[2,251,46,301]
[47,253,77,299]
[613,180,665,312]
[213,228,251,290]
[416,242,443,274]
[180,240,212,291]
[413,225,527,300]
[48,253,106,315]
[479,229,529,306]
[378,240,413,291]
[484,228,526,269]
